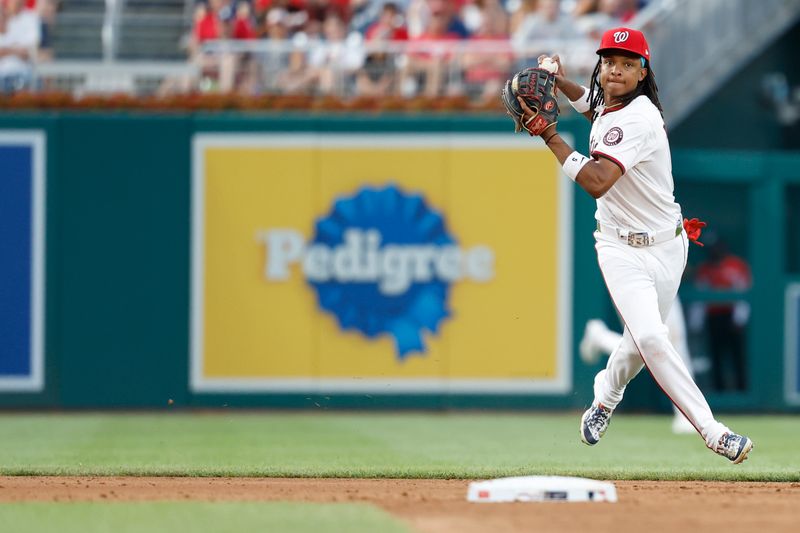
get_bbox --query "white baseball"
[540,58,558,74]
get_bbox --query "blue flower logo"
[308,184,455,359]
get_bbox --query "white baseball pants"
[590,299,694,424]
[591,230,729,448]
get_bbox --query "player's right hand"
[538,54,567,88]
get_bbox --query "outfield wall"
[0,112,797,411]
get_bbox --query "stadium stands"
[10,0,800,128]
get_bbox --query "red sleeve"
[233,19,257,39]
[393,27,409,40]
[195,16,220,42]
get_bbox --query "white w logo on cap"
[613,31,629,43]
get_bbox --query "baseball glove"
[501,67,559,136]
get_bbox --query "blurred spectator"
[255,0,351,33]
[306,0,350,22]
[183,0,606,100]
[215,0,237,27]
[253,0,307,37]
[430,0,470,38]
[694,236,752,392]
[365,1,408,40]
[233,1,258,40]
[35,0,55,62]
[189,1,231,92]
[461,0,511,103]
[350,0,408,34]
[191,0,237,42]
[405,0,428,37]
[511,0,578,64]
[575,0,638,40]
[400,0,466,97]
[255,0,305,20]
[509,0,536,35]
[267,7,309,92]
[459,0,484,35]
[263,5,298,38]
[294,11,325,44]
[228,2,259,94]
[0,0,41,92]
[307,13,364,95]
[192,2,222,50]
[406,0,431,39]
[357,2,408,97]
[406,0,469,39]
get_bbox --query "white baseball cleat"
[580,402,612,446]
[671,414,696,435]
[714,432,754,464]
[579,319,608,365]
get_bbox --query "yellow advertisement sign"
[191,134,571,393]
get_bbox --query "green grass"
[0,413,797,481]
[0,502,410,533]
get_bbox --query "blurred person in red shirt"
[228,2,260,95]
[358,2,408,97]
[401,0,465,97]
[694,236,752,392]
[461,0,511,104]
[233,1,258,39]
[189,1,249,92]
[192,1,222,45]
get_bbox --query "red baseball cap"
[597,27,650,61]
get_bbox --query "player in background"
[579,299,696,435]
[515,27,753,463]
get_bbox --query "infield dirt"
[1,477,798,533]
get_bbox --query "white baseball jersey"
[589,95,681,232]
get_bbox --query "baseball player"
[580,298,696,434]
[512,27,753,463]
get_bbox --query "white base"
[467,475,617,503]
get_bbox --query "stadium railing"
[29,38,598,102]
[32,61,198,97]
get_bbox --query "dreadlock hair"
[588,54,663,123]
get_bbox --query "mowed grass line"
[0,413,797,481]
[0,502,410,533]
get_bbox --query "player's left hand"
[500,68,559,137]
[516,97,556,138]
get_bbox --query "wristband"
[569,86,591,113]
[562,151,590,182]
